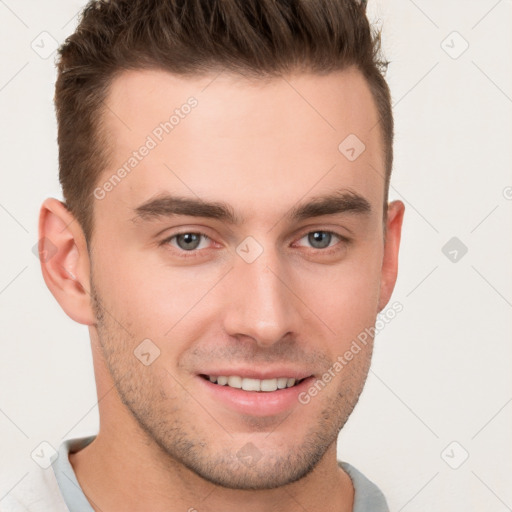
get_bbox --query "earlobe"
[378,200,405,312]
[37,198,96,325]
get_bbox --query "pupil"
[308,231,331,249]
[178,233,200,250]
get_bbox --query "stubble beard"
[90,279,372,490]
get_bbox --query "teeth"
[260,379,278,392]
[205,375,301,392]
[277,377,288,389]
[228,376,242,388]
[242,378,261,391]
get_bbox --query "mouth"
[199,374,308,392]
[196,369,316,417]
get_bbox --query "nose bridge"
[222,245,299,346]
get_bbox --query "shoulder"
[339,461,389,512]
[0,468,68,512]
[0,436,96,512]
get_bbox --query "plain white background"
[0,1,511,510]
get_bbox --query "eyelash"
[159,229,351,258]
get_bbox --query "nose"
[222,248,301,348]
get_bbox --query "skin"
[39,67,404,512]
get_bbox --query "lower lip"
[197,376,315,417]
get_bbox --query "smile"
[200,375,307,392]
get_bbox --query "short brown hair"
[55,0,392,243]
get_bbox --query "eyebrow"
[132,189,371,225]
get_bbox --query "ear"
[378,200,405,312]
[37,198,96,325]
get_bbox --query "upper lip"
[198,368,314,380]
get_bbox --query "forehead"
[95,68,384,226]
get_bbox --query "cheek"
[295,244,383,341]
[93,248,222,340]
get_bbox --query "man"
[3,0,404,510]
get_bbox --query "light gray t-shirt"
[1,436,389,511]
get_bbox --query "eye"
[163,232,211,251]
[296,230,347,250]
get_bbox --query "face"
[87,67,397,490]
